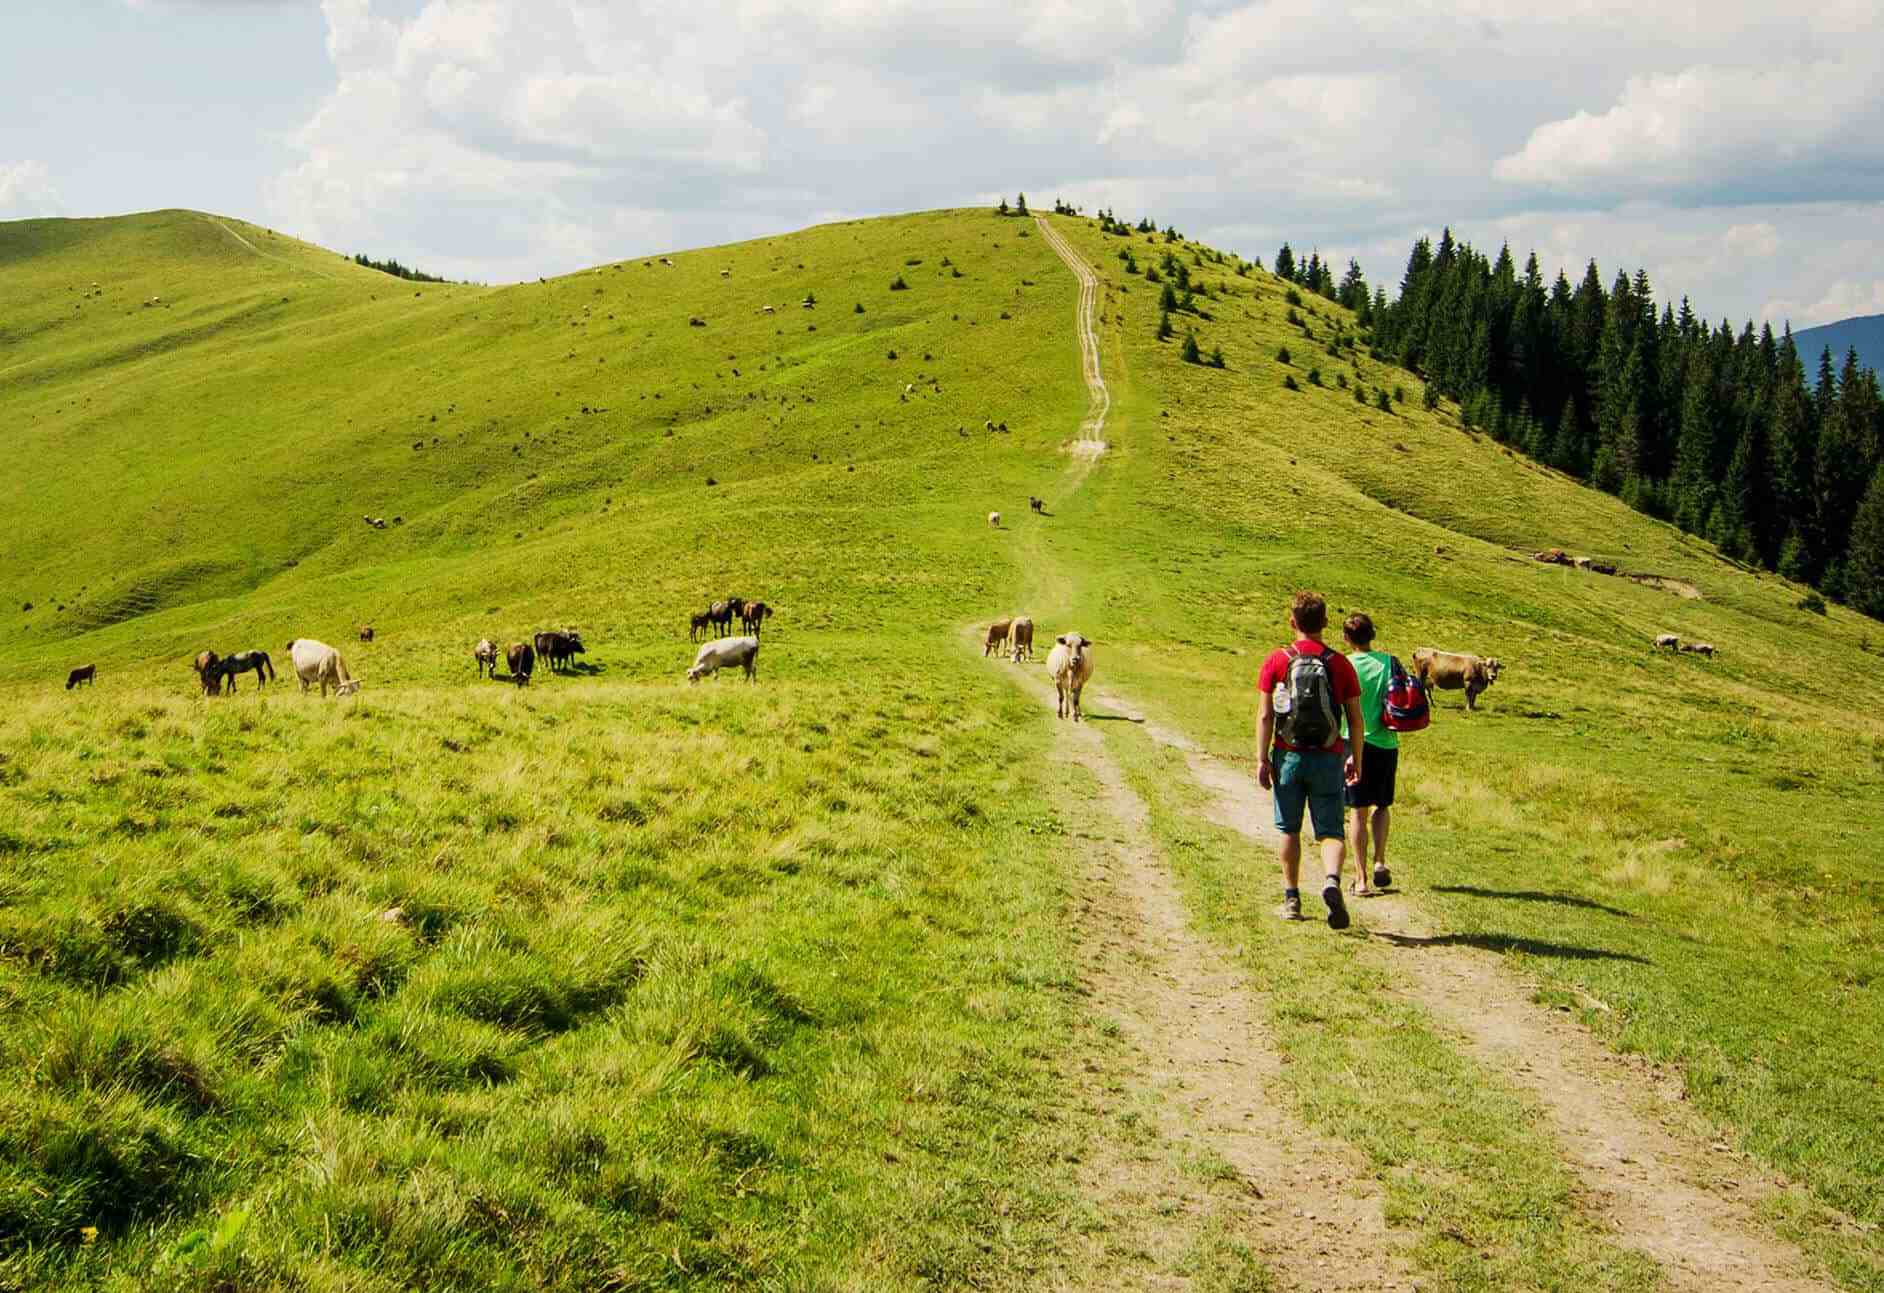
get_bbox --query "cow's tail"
[262,652,276,681]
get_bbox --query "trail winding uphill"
[1035,215,1109,456]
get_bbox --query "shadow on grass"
[1375,930,1649,963]
[559,662,609,676]
[1084,713,1144,724]
[1433,885,1633,918]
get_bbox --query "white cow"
[287,638,360,697]
[1654,633,1680,651]
[687,635,760,683]
[1045,633,1095,721]
[988,511,1001,529]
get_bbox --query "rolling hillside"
[2,207,1880,1291]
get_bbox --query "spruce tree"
[1157,311,1174,341]
[1274,243,1296,284]
[1769,331,1818,571]
[1182,331,1202,364]
[1849,467,1884,619]
[1671,352,1718,534]
[1015,193,1028,215]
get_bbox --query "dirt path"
[1094,692,1836,1292]
[202,216,338,281]
[1035,216,1110,457]
[1003,664,1410,1291]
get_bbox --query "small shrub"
[1376,388,1392,412]
[1276,345,1291,365]
[1307,368,1322,386]
[889,275,909,291]
[1354,384,1366,403]
[1207,346,1225,369]
[1181,332,1202,364]
[1336,372,1349,389]
[854,302,864,313]
[1393,385,1405,403]
[1798,592,1828,615]
[1286,307,1301,326]
[904,257,923,266]
[886,349,898,360]
[1283,373,1300,391]
[1422,385,1441,411]
[1285,287,1303,306]
[1145,266,1161,283]
[1157,312,1174,341]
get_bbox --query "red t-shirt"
[1258,640,1361,753]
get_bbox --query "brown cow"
[359,625,375,642]
[506,642,535,685]
[740,600,774,636]
[1412,648,1502,711]
[1010,616,1035,662]
[193,650,222,695]
[1679,641,1717,658]
[984,617,1013,656]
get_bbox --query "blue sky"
[6,0,1881,329]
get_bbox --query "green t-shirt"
[1346,650,1400,750]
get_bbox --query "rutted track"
[1036,215,1109,456]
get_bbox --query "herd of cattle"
[983,616,1096,719]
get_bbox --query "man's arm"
[1257,691,1276,789]
[1342,695,1366,785]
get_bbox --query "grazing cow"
[761,305,775,315]
[208,650,275,693]
[473,638,499,678]
[988,511,1001,529]
[506,641,535,684]
[536,630,586,672]
[65,665,96,690]
[688,635,760,682]
[359,625,375,642]
[720,269,731,278]
[689,611,713,641]
[1680,641,1717,658]
[1411,648,1501,711]
[1654,633,1680,651]
[740,600,774,636]
[1046,633,1095,721]
[1589,562,1618,576]
[984,617,1013,656]
[1029,496,1044,513]
[286,639,361,697]
[1573,556,1594,571]
[1010,616,1035,662]
[1533,548,1571,565]
[193,650,222,695]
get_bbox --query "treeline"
[1270,232,1884,617]
[352,253,449,284]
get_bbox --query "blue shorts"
[1272,749,1346,841]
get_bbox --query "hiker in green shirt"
[1341,613,1398,897]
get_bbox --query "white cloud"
[0,160,60,217]
[1765,278,1884,330]
[255,0,1884,327]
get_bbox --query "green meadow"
[1,206,1879,1290]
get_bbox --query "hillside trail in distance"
[1035,215,1109,458]
[1001,217,1838,1290]
[203,215,338,281]
[1090,687,1840,1293]
[990,219,1409,1291]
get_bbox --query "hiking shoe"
[1322,881,1350,930]
[1373,865,1392,890]
[1276,894,1303,921]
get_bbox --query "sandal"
[1349,881,1376,898]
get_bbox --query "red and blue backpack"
[1382,656,1430,733]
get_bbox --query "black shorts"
[1345,745,1398,808]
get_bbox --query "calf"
[506,641,535,684]
[1046,634,1096,721]
[984,617,1013,656]
[1411,648,1501,711]
[688,635,760,682]
[1010,616,1035,662]
[690,611,713,641]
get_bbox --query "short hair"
[1343,612,1376,645]
[1290,591,1327,635]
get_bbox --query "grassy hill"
[2,207,1880,1291]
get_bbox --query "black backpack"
[1274,646,1339,748]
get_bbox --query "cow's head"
[1058,633,1093,661]
[686,664,706,683]
[337,680,361,696]
[1482,658,1503,684]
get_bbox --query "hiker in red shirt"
[1256,591,1367,928]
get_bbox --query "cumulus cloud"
[261,0,1884,325]
[0,160,60,217]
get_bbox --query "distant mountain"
[1793,312,1884,377]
